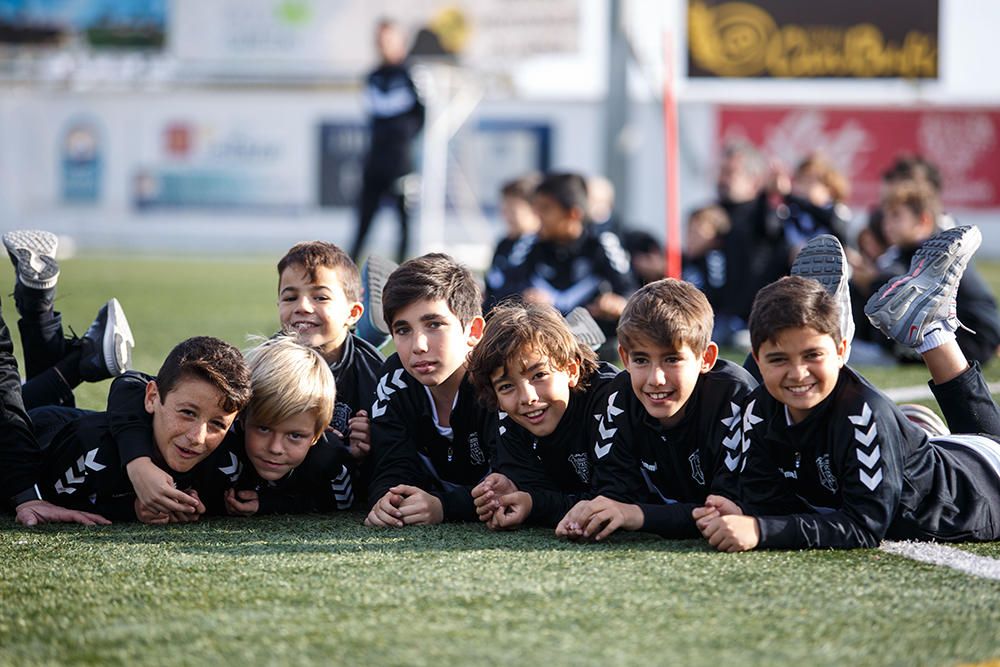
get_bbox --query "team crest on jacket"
[815,454,838,493]
[568,453,591,484]
[332,401,352,435]
[688,451,705,486]
[468,433,486,466]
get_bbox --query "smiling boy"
[125,241,383,516]
[696,226,1000,551]
[555,279,757,541]
[365,253,494,526]
[196,336,353,518]
[465,302,619,529]
[3,336,251,523]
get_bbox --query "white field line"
[880,541,1000,581]
[884,381,1000,403]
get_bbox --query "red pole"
[662,31,682,279]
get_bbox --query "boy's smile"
[244,411,321,481]
[145,377,238,473]
[278,265,362,363]
[755,326,846,424]
[391,298,483,391]
[620,338,717,429]
[490,350,580,437]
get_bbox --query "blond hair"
[243,336,336,437]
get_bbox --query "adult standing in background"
[351,19,424,265]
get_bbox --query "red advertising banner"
[718,106,1000,210]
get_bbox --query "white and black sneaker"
[864,225,980,349]
[791,234,854,356]
[78,298,135,381]
[3,229,59,290]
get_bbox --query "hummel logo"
[860,469,883,491]
[606,392,624,420]
[594,439,613,459]
[720,402,741,429]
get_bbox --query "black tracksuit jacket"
[591,359,757,537]
[739,366,1000,549]
[367,354,496,521]
[493,362,619,527]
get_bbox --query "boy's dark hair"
[622,230,663,256]
[277,241,362,304]
[467,301,598,408]
[155,336,252,414]
[881,179,938,222]
[882,154,942,194]
[533,172,589,214]
[500,173,542,202]
[618,279,713,355]
[382,253,482,328]
[749,277,840,354]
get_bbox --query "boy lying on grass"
[4,335,251,524]
[466,301,619,529]
[696,226,1000,550]
[556,279,757,541]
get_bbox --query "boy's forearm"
[525,489,589,528]
[438,485,477,522]
[755,513,880,549]
[636,502,701,538]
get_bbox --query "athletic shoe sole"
[864,225,981,348]
[564,307,607,351]
[3,229,59,290]
[791,234,854,346]
[104,298,135,376]
[361,255,397,337]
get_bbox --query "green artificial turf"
[2,514,1000,667]
[2,254,1000,666]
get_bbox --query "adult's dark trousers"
[352,168,409,265]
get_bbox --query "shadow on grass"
[2,512,709,556]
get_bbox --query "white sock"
[916,321,958,353]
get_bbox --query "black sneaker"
[78,298,135,381]
[3,229,59,290]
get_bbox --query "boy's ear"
[466,316,485,346]
[700,342,719,373]
[836,337,848,366]
[144,380,160,415]
[347,302,364,326]
[566,358,582,388]
[568,206,585,223]
[617,344,629,368]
